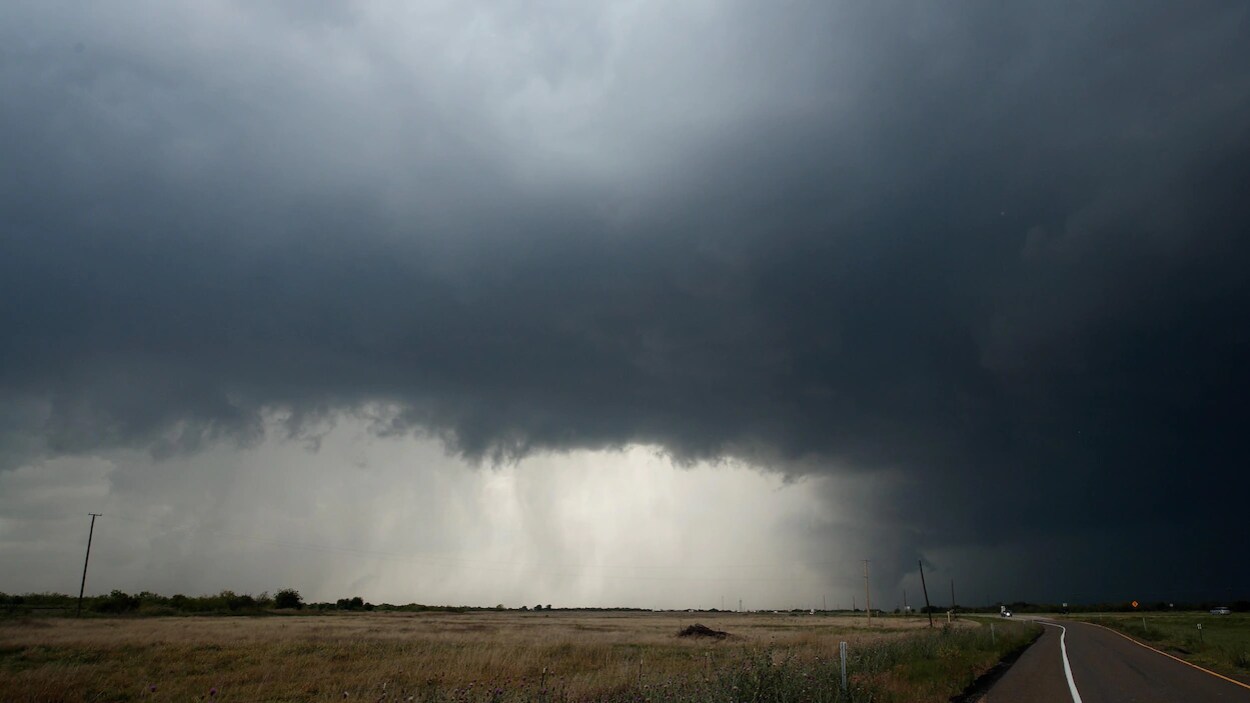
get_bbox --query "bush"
[220,590,258,611]
[274,588,304,610]
[92,590,140,614]
[336,596,365,611]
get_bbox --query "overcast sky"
[2,1,1248,608]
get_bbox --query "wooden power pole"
[862,560,872,626]
[919,559,933,628]
[77,513,101,617]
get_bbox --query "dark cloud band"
[2,0,1248,601]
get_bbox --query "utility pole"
[903,588,909,614]
[950,579,956,616]
[77,513,101,617]
[823,594,827,612]
[918,559,933,628]
[864,560,873,624]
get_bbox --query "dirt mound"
[676,623,729,639]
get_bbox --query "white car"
[1210,606,1231,615]
[1000,609,1013,617]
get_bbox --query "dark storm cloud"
[3,1,1249,600]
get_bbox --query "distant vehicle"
[999,606,1013,617]
[1210,606,1231,615]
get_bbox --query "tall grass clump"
[1221,644,1249,669]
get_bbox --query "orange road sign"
[1131,600,1139,608]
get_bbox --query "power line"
[57,510,908,604]
[93,512,819,584]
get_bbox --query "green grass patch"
[851,620,1040,701]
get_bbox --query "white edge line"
[1039,621,1084,703]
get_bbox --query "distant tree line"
[23,592,1234,617]
[0,591,634,617]
[0,589,305,615]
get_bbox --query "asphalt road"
[981,618,1250,702]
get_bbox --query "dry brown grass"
[0,611,978,702]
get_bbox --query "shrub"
[221,591,258,611]
[92,590,140,614]
[274,588,304,610]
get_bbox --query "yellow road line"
[1077,620,1250,691]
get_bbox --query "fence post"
[839,641,848,694]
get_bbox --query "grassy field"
[1071,612,1250,681]
[0,611,1038,702]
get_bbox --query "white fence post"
[839,641,848,693]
